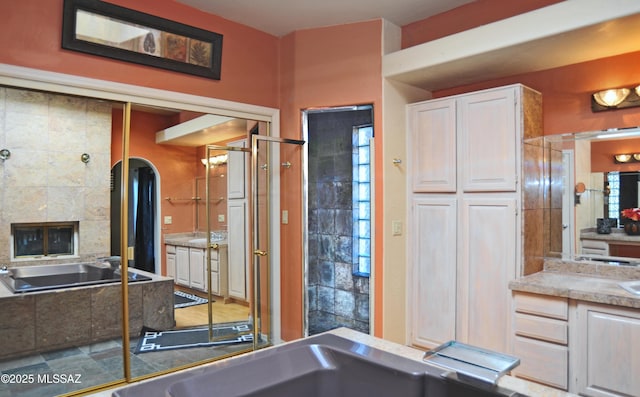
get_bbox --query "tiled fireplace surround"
[0,87,112,266]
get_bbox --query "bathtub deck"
[0,270,174,361]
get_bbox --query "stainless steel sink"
[619,280,640,295]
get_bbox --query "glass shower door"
[204,143,252,343]
[251,135,305,347]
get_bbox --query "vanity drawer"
[166,244,176,254]
[581,239,609,256]
[210,271,219,291]
[514,292,568,320]
[514,312,567,344]
[512,336,568,390]
[210,258,219,272]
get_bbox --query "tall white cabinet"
[227,138,249,301]
[407,84,541,354]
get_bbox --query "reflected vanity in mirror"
[543,127,640,266]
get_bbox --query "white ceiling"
[177,0,474,37]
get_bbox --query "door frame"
[301,105,376,337]
[111,157,162,275]
[562,149,575,259]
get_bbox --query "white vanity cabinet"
[511,292,569,390]
[407,84,541,354]
[209,245,228,297]
[169,244,229,296]
[189,248,206,290]
[572,302,640,397]
[166,244,176,281]
[175,246,190,287]
[173,246,206,290]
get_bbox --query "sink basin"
[112,333,520,397]
[187,238,207,244]
[619,280,640,295]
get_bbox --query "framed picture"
[62,0,223,80]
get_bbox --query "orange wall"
[592,139,640,173]
[432,51,640,136]
[278,21,384,340]
[1,0,279,107]
[401,0,562,49]
[112,109,199,275]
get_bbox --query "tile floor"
[0,336,252,397]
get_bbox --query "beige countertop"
[87,327,575,397]
[164,232,228,249]
[581,228,640,245]
[509,258,640,309]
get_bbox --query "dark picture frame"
[62,0,223,80]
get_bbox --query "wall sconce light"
[201,154,228,167]
[0,148,10,161]
[613,153,640,164]
[614,154,632,163]
[592,85,640,112]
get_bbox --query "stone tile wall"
[307,110,371,335]
[0,88,112,266]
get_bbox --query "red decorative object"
[621,208,640,221]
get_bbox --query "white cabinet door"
[189,248,206,291]
[208,246,230,298]
[457,196,517,354]
[458,87,517,192]
[227,139,247,199]
[409,197,457,348]
[175,246,190,287]
[166,252,176,281]
[228,200,248,299]
[574,303,640,396]
[408,98,457,193]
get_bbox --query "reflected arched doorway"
[111,158,161,274]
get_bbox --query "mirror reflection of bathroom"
[545,127,640,265]
[0,85,264,392]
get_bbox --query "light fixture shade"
[636,85,640,98]
[201,154,228,166]
[593,88,630,107]
[615,154,632,163]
